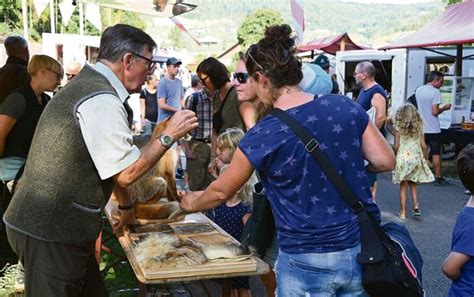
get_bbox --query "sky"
[341,0,441,3]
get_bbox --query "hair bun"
[262,24,295,51]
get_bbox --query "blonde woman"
[0,54,62,199]
[392,104,434,219]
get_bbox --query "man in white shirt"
[416,70,451,186]
[3,24,198,296]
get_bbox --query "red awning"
[381,1,474,50]
[297,33,369,55]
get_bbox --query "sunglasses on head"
[233,72,249,84]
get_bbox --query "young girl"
[392,104,435,219]
[207,128,254,297]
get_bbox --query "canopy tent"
[380,1,474,49]
[380,0,474,75]
[297,32,369,55]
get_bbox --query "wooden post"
[49,0,55,34]
[22,0,28,39]
[340,35,347,52]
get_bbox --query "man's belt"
[192,138,211,143]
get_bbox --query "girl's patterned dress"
[392,133,434,184]
[207,202,252,289]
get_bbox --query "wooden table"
[104,199,269,287]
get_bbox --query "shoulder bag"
[240,176,275,258]
[272,108,424,297]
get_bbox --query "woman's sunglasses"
[233,72,249,84]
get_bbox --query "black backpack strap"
[271,107,384,263]
[191,92,199,113]
[271,108,364,213]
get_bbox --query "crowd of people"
[0,22,472,297]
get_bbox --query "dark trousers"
[1,182,18,268]
[6,226,108,297]
[187,140,215,191]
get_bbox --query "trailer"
[335,47,474,118]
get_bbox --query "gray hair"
[356,61,376,78]
[191,74,200,88]
[4,35,28,57]
[97,24,156,63]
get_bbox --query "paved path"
[375,172,468,297]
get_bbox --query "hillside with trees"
[0,0,453,54]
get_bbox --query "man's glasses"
[233,72,249,84]
[131,52,157,71]
[246,44,264,72]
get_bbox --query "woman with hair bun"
[181,24,395,296]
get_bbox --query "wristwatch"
[158,133,175,149]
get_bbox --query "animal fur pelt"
[131,119,179,203]
[134,233,207,270]
[134,233,250,270]
[126,119,180,219]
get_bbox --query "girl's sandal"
[412,208,421,216]
[398,213,406,220]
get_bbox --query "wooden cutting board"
[122,222,257,281]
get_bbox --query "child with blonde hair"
[207,127,255,297]
[392,104,434,219]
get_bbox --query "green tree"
[237,9,283,48]
[168,26,185,49]
[443,0,462,4]
[0,0,22,34]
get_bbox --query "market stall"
[381,1,474,144]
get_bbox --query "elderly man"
[3,24,197,296]
[0,35,30,103]
[65,60,82,81]
[354,61,388,201]
[157,57,183,123]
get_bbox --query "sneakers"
[434,177,449,186]
[398,213,406,220]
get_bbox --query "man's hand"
[162,110,198,140]
[113,208,137,235]
[443,103,452,111]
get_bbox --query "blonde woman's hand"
[180,191,198,212]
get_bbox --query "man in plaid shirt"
[184,88,214,190]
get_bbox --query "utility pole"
[50,0,55,34]
[22,0,28,39]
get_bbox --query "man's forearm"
[114,138,168,188]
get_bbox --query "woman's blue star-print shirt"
[239,94,381,254]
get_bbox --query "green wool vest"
[4,65,118,247]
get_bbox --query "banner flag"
[170,16,201,46]
[290,0,305,45]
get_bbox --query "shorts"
[367,172,377,187]
[424,133,442,155]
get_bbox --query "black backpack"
[407,92,418,109]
